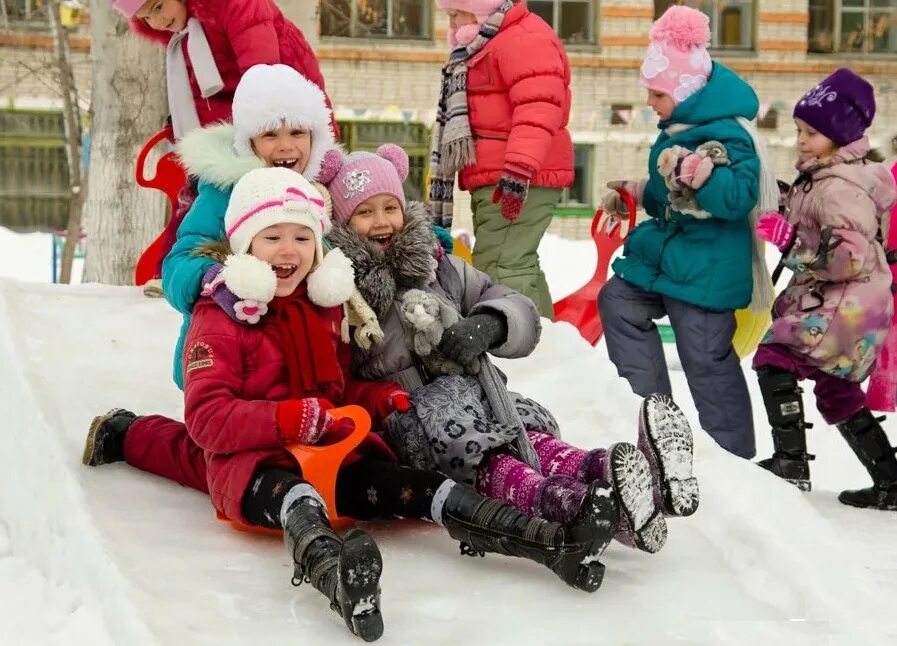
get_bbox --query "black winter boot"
[836,408,897,511]
[441,482,618,593]
[82,409,138,466]
[283,495,384,641]
[755,368,814,491]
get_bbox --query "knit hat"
[639,6,713,105]
[317,144,409,224]
[113,0,146,17]
[436,0,505,45]
[231,64,334,181]
[793,68,876,146]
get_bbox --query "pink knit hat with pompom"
[639,6,713,105]
[318,144,409,224]
[435,0,505,46]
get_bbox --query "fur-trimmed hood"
[325,202,439,318]
[176,124,265,189]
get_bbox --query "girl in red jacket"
[175,165,617,639]
[112,0,336,140]
[429,0,573,319]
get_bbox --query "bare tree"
[82,0,167,285]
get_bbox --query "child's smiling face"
[249,223,317,297]
[251,124,312,174]
[646,89,675,121]
[348,194,405,249]
[135,0,188,32]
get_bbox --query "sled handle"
[135,126,176,188]
[590,188,638,241]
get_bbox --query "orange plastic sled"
[133,127,187,286]
[553,188,637,345]
[219,405,372,535]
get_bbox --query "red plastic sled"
[133,127,187,286]
[553,188,637,345]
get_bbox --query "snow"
[1,226,896,645]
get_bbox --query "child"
[177,166,618,638]
[319,144,700,555]
[112,0,336,140]
[752,68,897,510]
[598,5,778,460]
[430,0,572,319]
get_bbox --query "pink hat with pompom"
[639,5,713,105]
[113,0,147,18]
[435,0,505,46]
[318,144,409,224]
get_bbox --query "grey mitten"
[438,312,508,368]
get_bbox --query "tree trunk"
[82,0,167,285]
[47,0,84,285]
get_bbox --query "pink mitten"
[755,212,795,252]
[678,153,715,189]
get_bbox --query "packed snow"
[1,226,895,645]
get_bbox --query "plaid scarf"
[428,0,512,228]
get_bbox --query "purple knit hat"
[318,145,409,224]
[793,68,876,146]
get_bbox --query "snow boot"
[638,393,700,517]
[602,443,668,554]
[836,408,897,511]
[442,482,618,593]
[283,495,384,641]
[82,408,138,466]
[755,368,814,491]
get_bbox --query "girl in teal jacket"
[598,6,777,459]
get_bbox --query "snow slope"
[1,232,896,645]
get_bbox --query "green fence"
[0,109,70,231]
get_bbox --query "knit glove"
[438,312,508,367]
[374,383,412,421]
[599,179,645,238]
[491,171,530,221]
[276,397,355,446]
[755,212,796,252]
[201,255,277,325]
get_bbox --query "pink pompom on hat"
[113,0,148,18]
[436,0,505,46]
[317,144,409,224]
[639,5,713,105]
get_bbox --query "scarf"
[166,17,224,140]
[428,0,512,228]
[268,285,344,400]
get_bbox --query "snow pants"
[598,275,756,459]
[470,185,559,320]
[124,415,208,493]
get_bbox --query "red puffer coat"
[459,2,573,190]
[131,0,335,132]
[182,297,394,524]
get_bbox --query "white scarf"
[166,17,224,140]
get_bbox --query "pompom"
[221,254,277,303]
[307,248,356,307]
[376,143,410,182]
[317,148,344,186]
[650,5,710,50]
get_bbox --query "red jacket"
[460,2,573,191]
[182,297,394,524]
[132,0,337,135]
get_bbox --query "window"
[321,0,431,39]
[559,145,593,207]
[656,1,755,50]
[809,0,897,54]
[2,0,51,30]
[528,0,596,44]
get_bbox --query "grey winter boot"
[442,482,618,593]
[755,368,814,491]
[82,409,138,466]
[283,495,384,641]
[637,393,700,517]
[836,408,897,511]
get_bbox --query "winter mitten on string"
[492,171,530,221]
[373,383,411,421]
[755,212,795,252]
[599,179,645,238]
[201,255,277,325]
[439,312,508,369]
[276,397,354,446]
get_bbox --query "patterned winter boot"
[836,408,897,511]
[82,408,138,466]
[637,393,700,517]
[283,494,384,641]
[442,482,618,592]
[755,368,814,491]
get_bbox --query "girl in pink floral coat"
[752,68,897,511]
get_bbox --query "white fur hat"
[231,64,334,181]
